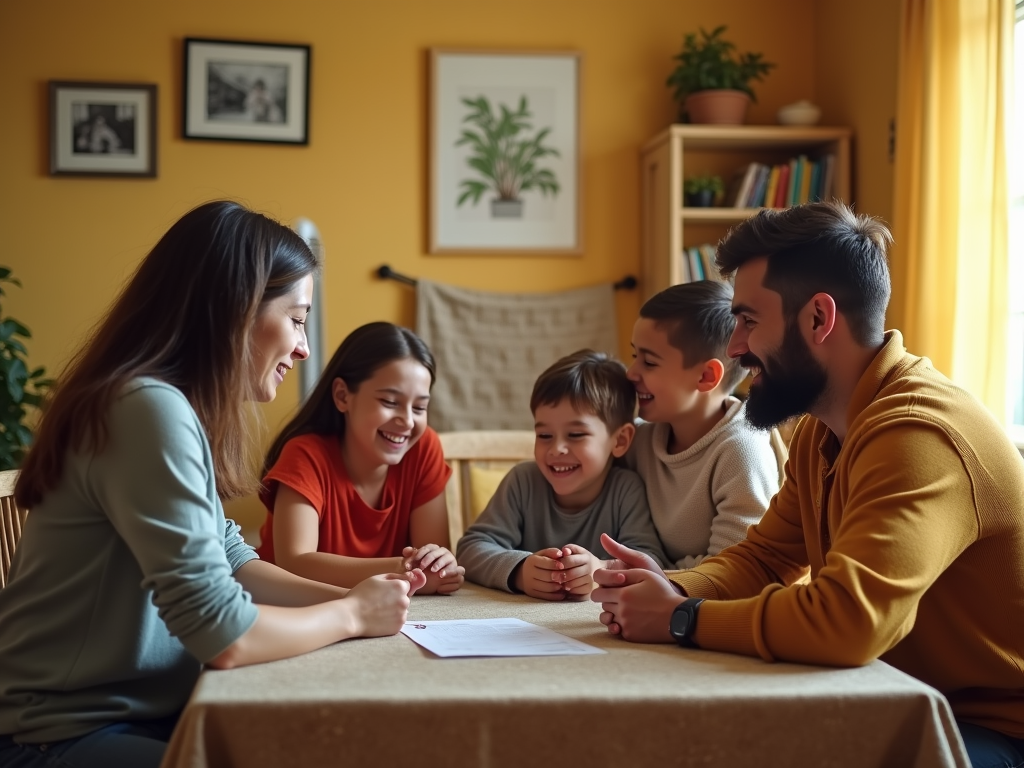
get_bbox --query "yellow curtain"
[893,0,1011,416]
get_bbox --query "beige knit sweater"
[625,398,786,569]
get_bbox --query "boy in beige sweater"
[625,280,786,569]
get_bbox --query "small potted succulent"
[684,174,724,207]
[666,25,775,125]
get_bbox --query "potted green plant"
[684,174,724,207]
[0,267,52,470]
[666,25,775,125]
[455,95,561,218]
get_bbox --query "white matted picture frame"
[49,81,157,177]
[430,49,582,254]
[183,37,310,145]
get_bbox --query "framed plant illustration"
[430,49,581,254]
[183,37,311,144]
[49,81,157,177]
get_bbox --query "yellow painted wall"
[4,0,900,534]
[814,0,902,329]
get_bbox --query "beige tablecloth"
[161,584,969,768]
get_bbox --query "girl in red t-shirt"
[257,322,463,594]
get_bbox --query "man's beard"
[741,322,828,430]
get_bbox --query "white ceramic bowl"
[777,100,821,126]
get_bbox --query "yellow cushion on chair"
[468,465,512,521]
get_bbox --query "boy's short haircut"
[530,350,635,430]
[640,280,747,394]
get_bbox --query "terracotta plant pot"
[684,90,751,125]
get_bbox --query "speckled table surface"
[161,583,967,768]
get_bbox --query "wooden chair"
[0,469,25,589]
[438,431,535,547]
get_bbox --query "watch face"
[670,608,692,637]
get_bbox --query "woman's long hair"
[263,322,435,474]
[16,201,319,507]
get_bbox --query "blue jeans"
[958,720,1024,768]
[0,716,177,768]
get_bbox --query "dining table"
[160,582,969,768]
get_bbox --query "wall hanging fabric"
[415,279,617,431]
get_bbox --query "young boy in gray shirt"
[457,350,670,600]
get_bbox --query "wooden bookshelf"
[640,125,852,297]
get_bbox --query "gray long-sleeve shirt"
[456,462,670,591]
[0,379,259,744]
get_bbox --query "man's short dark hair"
[715,200,893,346]
[639,280,747,394]
[530,350,635,430]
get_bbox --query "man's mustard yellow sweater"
[671,330,1024,737]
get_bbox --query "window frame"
[1007,0,1024,448]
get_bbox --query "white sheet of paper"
[400,618,605,657]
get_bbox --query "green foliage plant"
[684,174,725,196]
[0,267,52,470]
[666,25,775,103]
[455,95,561,206]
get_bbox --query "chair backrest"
[437,431,535,546]
[0,469,25,589]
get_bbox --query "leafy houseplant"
[684,174,724,207]
[455,95,561,218]
[0,267,52,470]
[666,25,775,124]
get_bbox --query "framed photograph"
[183,37,310,144]
[430,49,581,254]
[49,81,157,177]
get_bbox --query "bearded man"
[592,201,1024,766]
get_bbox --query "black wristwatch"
[669,598,705,648]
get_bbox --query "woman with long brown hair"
[0,201,425,768]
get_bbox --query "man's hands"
[514,544,603,601]
[591,534,684,643]
[401,545,465,595]
[346,569,427,637]
[600,533,670,579]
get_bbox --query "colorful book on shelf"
[728,162,760,208]
[796,156,811,205]
[724,164,750,207]
[808,161,822,202]
[773,163,791,208]
[763,165,782,210]
[798,158,815,204]
[675,250,692,283]
[820,154,836,201]
[786,157,800,207]
[750,164,772,207]
[688,247,705,280]
[698,243,721,281]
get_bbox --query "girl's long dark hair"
[263,322,435,474]
[17,200,319,507]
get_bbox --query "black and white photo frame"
[183,37,311,145]
[49,81,157,177]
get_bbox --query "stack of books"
[726,154,836,209]
[676,243,724,284]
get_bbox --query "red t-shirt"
[256,428,451,563]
